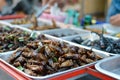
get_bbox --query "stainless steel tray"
[3,18,68,30]
[2,19,48,28]
[62,33,118,42]
[95,55,120,79]
[62,33,119,56]
[0,34,110,80]
[62,33,90,41]
[86,23,120,38]
[40,28,90,38]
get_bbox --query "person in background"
[0,0,6,11]
[106,0,120,26]
[42,0,65,13]
[1,0,64,15]
[0,0,34,15]
[12,0,33,14]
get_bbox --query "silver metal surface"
[40,28,90,38]
[95,55,120,79]
[2,18,61,30]
[3,20,33,28]
[86,23,120,38]
[62,33,90,41]
[0,51,15,59]
[0,34,110,80]
[61,33,119,56]
[62,33,118,42]
[0,68,15,80]
[2,19,49,28]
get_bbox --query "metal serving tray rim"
[0,21,32,33]
[0,58,96,79]
[3,18,69,30]
[39,28,91,39]
[95,55,120,79]
[0,51,15,56]
[0,34,109,79]
[40,28,90,33]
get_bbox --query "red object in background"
[0,15,25,20]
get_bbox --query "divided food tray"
[2,19,49,28]
[86,23,120,38]
[62,33,119,56]
[0,34,110,80]
[95,55,120,79]
[40,28,91,38]
[62,33,118,42]
[3,18,69,30]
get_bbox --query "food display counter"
[0,15,119,80]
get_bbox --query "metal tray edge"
[95,55,120,79]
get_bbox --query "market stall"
[0,0,120,80]
[0,16,118,80]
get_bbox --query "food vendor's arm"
[106,0,120,26]
[0,0,6,11]
[110,14,120,26]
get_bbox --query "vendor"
[107,0,120,26]
[42,0,65,13]
[0,0,34,15]
[0,0,6,11]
